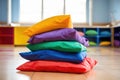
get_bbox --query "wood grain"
[0,45,120,80]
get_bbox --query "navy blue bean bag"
[19,50,87,63]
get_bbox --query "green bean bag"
[27,41,87,52]
[89,41,97,46]
[86,30,98,36]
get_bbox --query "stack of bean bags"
[17,15,97,73]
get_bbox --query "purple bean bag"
[28,28,89,46]
[114,40,120,47]
[114,33,120,37]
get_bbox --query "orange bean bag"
[24,15,73,37]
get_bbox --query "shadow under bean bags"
[19,50,87,63]
[17,57,97,74]
[27,41,87,52]
[28,28,89,47]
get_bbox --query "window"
[43,0,64,19]
[19,0,86,23]
[20,0,42,23]
[66,0,86,23]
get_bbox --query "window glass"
[66,0,86,23]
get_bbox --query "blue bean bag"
[19,50,87,63]
[100,31,111,37]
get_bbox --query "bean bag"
[77,31,85,36]
[28,28,89,46]
[19,50,87,63]
[86,30,98,36]
[24,15,73,37]
[114,40,120,47]
[16,57,97,73]
[100,41,111,46]
[100,31,111,37]
[114,33,120,37]
[89,41,97,46]
[27,41,87,52]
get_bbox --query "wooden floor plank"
[0,45,120,80]
[32,72,86,80]
[85,69,120,80]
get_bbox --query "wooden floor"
[0,45,120,80]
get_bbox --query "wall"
[85,0,110,23]
[110,0,120,21]
[86,0,89,23]
[11,0,20,22]
[92,0,110,23]
[0,0,8,22]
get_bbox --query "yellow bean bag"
[24,15,73,37]
[100,41,111,46]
